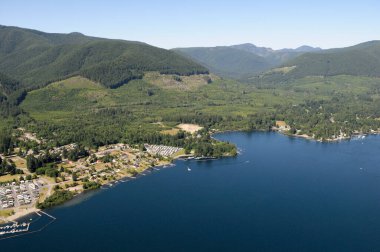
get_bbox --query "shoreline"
[2,148,234,224]
[280,130,380,143]
[212,127,380,143]
[211,124,380,143]
[1,207,38,223]
[1,155,183,224]
[3,128,378,224]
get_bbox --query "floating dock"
[0,211,56,240]
[0,222,30,235]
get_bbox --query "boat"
[194,156,217,161]
[187,167,191,171]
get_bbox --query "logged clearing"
[144,72,218,90]
[177,124,203,133]
[265,66,296,74]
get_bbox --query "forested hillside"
[173,47,272,79]
[173,44,321,80]
[231,43,321,65]
[0,72,25,117]
[0,25,208,90]
[1,25,380,149]
[273,40,380,80]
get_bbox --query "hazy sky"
[1,0,379,49]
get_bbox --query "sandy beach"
[3,207,38,223]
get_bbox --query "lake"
[2,132,380,251]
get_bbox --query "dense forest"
[1,25,380,168]
[0,156,23,176]
[0,72,26,117]
[275,97,380,140]
[37,189,74,209]
[0,25,208,91]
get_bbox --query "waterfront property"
[144,144,182,157]
[0,180,41,210]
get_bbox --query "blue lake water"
[2,132,380,251]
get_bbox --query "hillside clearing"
[143,72,217,90]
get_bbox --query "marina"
[0,211,56,240]
[0,222,30,236]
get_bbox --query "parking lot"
[0,181,41,209]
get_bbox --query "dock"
[0,210,56,240]
[0,222,30,235]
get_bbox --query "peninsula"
[0,123,236,223]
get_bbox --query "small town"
[0,123,237,226]
[0,136,186,224]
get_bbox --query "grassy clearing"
[10,156,27,169]
[49,76,103,90]
[0,174,21,183]
[173,149,186,157]
[0,209,14,217]
[160,128,180,135]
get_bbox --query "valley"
[1,25,380,222]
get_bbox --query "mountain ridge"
[173,43,322,79]
[0,25,208,90]
[173,46,271,79]
[274,40,380,79]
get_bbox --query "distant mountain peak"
[276,45,322,53]
[68,32,84,36]
[230,43,274,57]
[295,45,322,52]
[175,43,324,80]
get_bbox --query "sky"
[0,0,379,49]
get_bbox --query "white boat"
[187,167,191,171]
